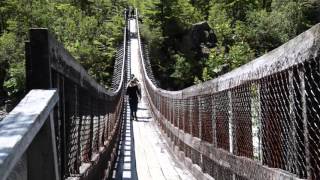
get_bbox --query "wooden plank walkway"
[111,19,196,180]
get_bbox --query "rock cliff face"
[178,21,217,59]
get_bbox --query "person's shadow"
[137,107,147,110]
[136,116,151,122]
[112,103,138,180]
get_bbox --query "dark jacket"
[126,83,141,102]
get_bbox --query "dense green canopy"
[0,0,128,103]
[0,0,319,103]
[135,0,319,90]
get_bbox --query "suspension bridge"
[0,9,320,180]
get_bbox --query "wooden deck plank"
[113,19,196,180]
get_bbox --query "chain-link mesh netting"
[184,98,192,134]
[111,43,125,91]
[51,68,125,177]
[136,9,320,179]
[140,41,159,86]
[305,57,320,179]
[199,94,213,143]
[215,90,230,152]
[231,83,253,158]
[44,26,126,177]
[191,97,200,138]
[25,13,128,179]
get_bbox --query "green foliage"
[191,0,211,18]
[0,32,17,65]
[170,53,192,88]
[208,3,233,43]
[136,0,204,89]
[229,42,254,69]
[0,32,24,99]
[201,41,253,81]
[202,0,313,82]
[4,62,25,98]
[0,0,127,103]
[135,0,319,89]
[151,0,202,38]
[202,45,227,81]
[245,1,306,54]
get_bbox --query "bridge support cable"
[136,7,320,180]
[110,12,198,180]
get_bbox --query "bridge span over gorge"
[1,9,320,180]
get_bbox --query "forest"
[0,0,128,108]
[135,0,320,89]
[0,0,319,109]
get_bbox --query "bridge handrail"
[0,90,59,180]
[135,11,182,98]
[23,12,128,179]
[26,26,126,97]
[137,7,320,179]
[113,25,127,94]
[137,12,320,98]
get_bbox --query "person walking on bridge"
[126,75,141,120]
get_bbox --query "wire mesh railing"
[25,14,128,179]
[136,7,320,179]
[110,42,126,91]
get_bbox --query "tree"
[150,0,201,38]
[245,1,306,55]
[170,53,192,88]
[0,0,127,105]
[0,32,24,100]
[190,0,211,18]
